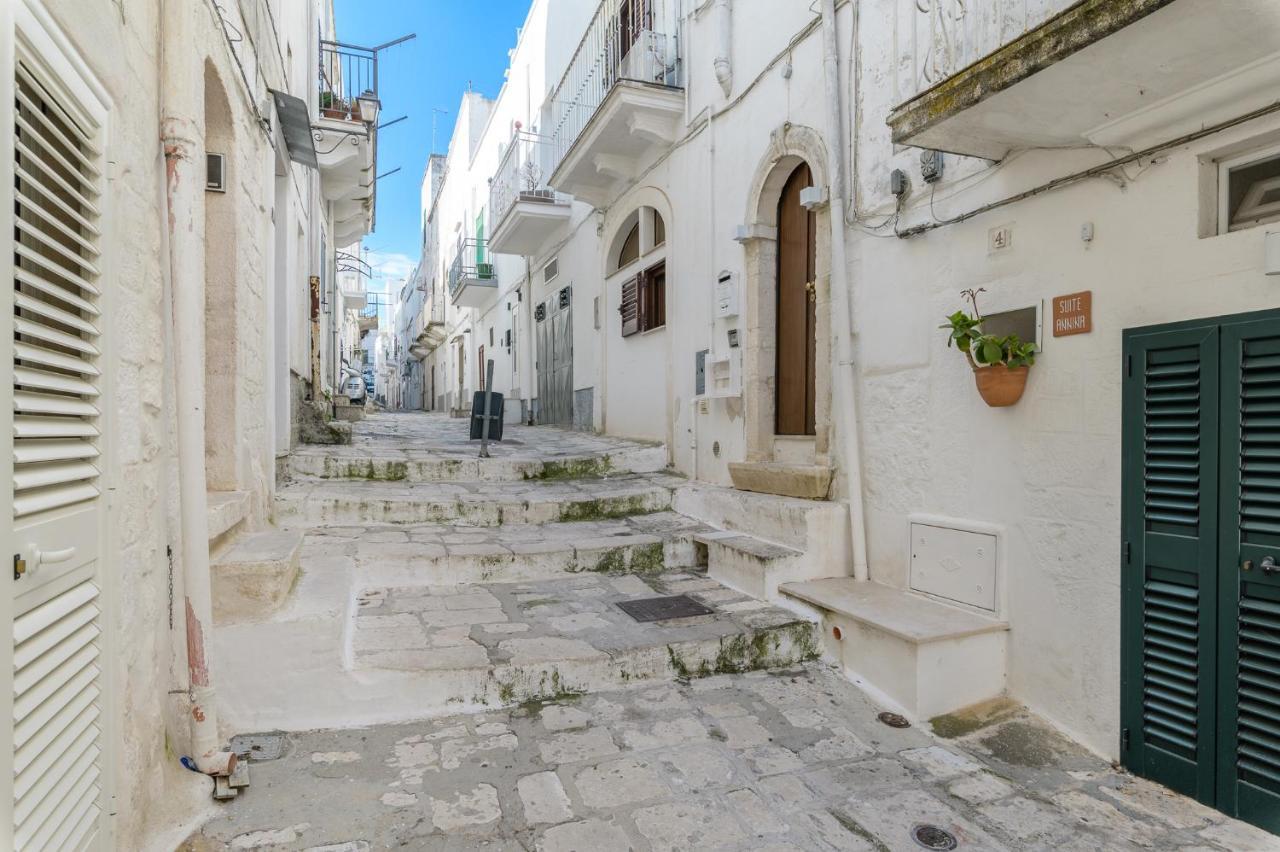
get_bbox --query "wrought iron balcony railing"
[447,238,496,298]
[547,0,680,176]
[319,39,376,122]
[490,131,567,229]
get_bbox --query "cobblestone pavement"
[301,411,660,461]
[183,665,1278,852]
[351,569,816,676]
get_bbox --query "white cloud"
[364,249,417,283]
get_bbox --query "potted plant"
[940,287,1037,407]
[320,92,345,120]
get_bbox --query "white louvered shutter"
[5,4,110,850]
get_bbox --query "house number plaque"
[1052,290,1092,337]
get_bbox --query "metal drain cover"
[878,711,911,728]
[229,732,287,762]
[616,594,714,623]
[911,824,958,850]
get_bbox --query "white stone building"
[1,0,388,845]
[399,0,1280,832]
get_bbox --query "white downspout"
[820,0,869,582]
[160,0,237,777]
[713,0,733,98]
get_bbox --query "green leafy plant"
[940,287,1038,370]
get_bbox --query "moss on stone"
[666,645,692,680]
[929,697,1020,739]
[528,456,615,481]
[628,542,666,574]
[589,548,628,575]
[559,493,658,523]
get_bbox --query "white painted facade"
[2,0,383,846]
[401,0,1280,765]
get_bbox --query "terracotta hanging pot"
[973,364,1029,407]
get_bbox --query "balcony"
[546,0,683,207]
[315,40,379,245]
[448,239,498,308]
[414,286,448,354]
[887,0,1280,160]
[489,132,573,256]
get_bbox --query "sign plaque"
[1052,290,1092,337]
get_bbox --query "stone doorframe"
[740,124,833,465]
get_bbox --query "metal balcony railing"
[490,131,567,229]
[319,39,377,122]
[447,238,496,298]
[547,0,680,176]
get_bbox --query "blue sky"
[332,0,533,291]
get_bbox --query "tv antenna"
[431,108,449,154]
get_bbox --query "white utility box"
[909,521,998,613]
[715,271,738,318]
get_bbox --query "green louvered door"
[1217,318,1280,832]
[1122,309,1280,834]
[1122,326,1220,804]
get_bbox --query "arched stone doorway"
[776,161,817,436]
[203,62,239,491]
[735,125,833,491]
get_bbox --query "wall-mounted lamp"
[357,90,381,127]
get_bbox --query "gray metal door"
[537,291,573,425]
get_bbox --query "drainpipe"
[820,0,869,582]
[713,0,733,97]
[160,0,237,777]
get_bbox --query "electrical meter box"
[715,271,738,318]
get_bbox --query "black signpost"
[471,359,502,456]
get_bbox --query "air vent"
[206,152,226,192]
[543,257,558,283]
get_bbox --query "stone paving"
[184,664,1279,851]
[338,411,661,459]
[289,411,665,472]
[351,569,819,688]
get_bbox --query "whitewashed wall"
[852,0,1280,757]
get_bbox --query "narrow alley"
[6,0,1280,849]
[186,413,1273,851]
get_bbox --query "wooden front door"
[776,162,817,436]
[1121,308,1280,835]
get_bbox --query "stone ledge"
[887,0,1178,154]
[212,529,303,623]
[728,461,832,500]
[780,578,1007,645]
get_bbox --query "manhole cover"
[229,732,287,762]
[878,711,911,728]
[911,824,958,851]
[616,594,714,623]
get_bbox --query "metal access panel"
[909,522,998,612]
[536,293,573,425]
[617,595,714,623]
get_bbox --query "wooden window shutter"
[8,9,110,850]
[620,273,640,337]
[1120,328,1218,804]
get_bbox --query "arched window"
[611,205,668,336]
[618,222,640,268]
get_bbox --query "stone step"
[695,530,809,603]
[672,482,849,564]
[274,473,682,527]
[780,577,1008,719]
[207,490,250,545]
[309,512,710,587]
[286,443,668,484]
[214,567,819,732]
[211,529,303,623]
